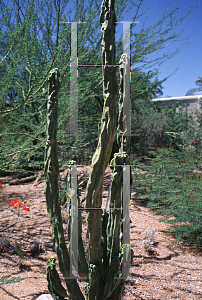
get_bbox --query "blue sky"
[121,0,202,98]
[68,0,202,98]
[5,0,200,98]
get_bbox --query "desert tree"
[0,0,197,173]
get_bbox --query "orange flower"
[8,199,22,207]
[8,199,30,211]
[23,206,30,211]
[0,183,2,187]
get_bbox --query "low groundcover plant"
[0,275,24,283]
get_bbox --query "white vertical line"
[123,22,131,137]
[70,22,78,136]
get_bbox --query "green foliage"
[195,76,202,86]
[15,241,25,260]
[0,0,54,173]
[131,69,164,103]
[0,0,196,174]
[132,144,202,245]
[130,98,198,156]
[0,275,24,284]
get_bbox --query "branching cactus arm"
[117,53,131,157]
[44,69,85,300]
[66,161,88,278]
[85,0,118,266]
[84,0,118,298]
[101,29,133,300]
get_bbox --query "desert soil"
[0,165,202,300]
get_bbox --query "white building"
[148,88,202,118]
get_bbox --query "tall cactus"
[44,0,132,299]
[85,0,132,298]
[44,69,85,300]
[83,0,120,297]
[85,0,118,268]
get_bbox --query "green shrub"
[132,145,202,245]
[131,100,191,155]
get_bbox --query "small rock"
[30,240,46,256]
[0,238,10,252]
[36,294,54,300]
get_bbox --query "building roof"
[186,88,202,96]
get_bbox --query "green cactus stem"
[66,161,88,278]
[46,256,68,300]
[84,0,118,297]
[101,26,133,300]
[117,53,131,157]
[44,68,85,300]
[85,0,118,266]
[116,51,133,219]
